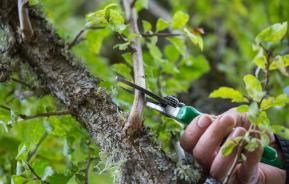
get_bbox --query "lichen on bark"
[0,1,216,183]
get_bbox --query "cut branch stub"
[122,0,146,136]
[18,0,34,42]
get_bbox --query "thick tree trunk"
[0,1,221,183]
[0,1,180,184]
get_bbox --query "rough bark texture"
[0,1,188,184]
[0,1,221,184]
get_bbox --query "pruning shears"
[117,77,285,169]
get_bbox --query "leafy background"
[0,0,289,183]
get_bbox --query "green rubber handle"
[176,105,285,169]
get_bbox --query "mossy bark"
[0,1,221,183]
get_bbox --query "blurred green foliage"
[1,0,289,183]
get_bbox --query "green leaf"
[16,144,29,161]
[183,28,204,50]
[209,87,248,103]
[172,11,189,29]
[243,74,265,102]
[142,20,152,32]
[29,0,39,5]
[271,125,289,139]
[247,102,259,123]
[156,18,169,32]
[270,55,289,70]
[245,138,259,152]
[147,42,165,63]
[260,131,270,146]
[135,0,149,11]
[260,94,289,110]
[0,120,8,132]
[167,37,186,56]
[253,48,267,70]
[86,3,126,33]
[47,173,73,184]
[11,175,26,184]
[270,56,289,76]
[112,63,132,80]
[113,42,130,51]
[255,111,270,128]
[256,22,288,43]
[221,137,242,156]
[237,105,249,112]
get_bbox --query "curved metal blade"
[116,76,177,107]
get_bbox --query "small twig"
[11,77,33,89]
[25,161,49,184]
[85,156,92,184]
[68,26,105,49]
[18,0,34,42]
[223,124,255,183]
[20,111,71,120]
[223,142,244,184]
[27,132,48,162]
[141,32,183,38]
[0,105,71,120]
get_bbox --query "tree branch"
[0,105,71,120]
[25,161,49,184]
[141,32,183,38]
[122,0,146,136]
[0,1,178,183]
[67,26,105,49]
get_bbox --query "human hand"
[180,109,286,184]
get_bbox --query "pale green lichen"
[0,23,15,53]
[174,163,202,184]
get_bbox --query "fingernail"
[197,115,211,128]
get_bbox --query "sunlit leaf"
[209,87,248,103]
[243,74,265,102]
[142,20,152,32]
[172,11,189,29]
[253,48,267,70]
[270,55,289,70]
[255,111,270,128]
[156,18,170,32]
[270,55,289,76]
[247,102,259,123]
[261,94,289,110]
[16,144,29,161]
[237,105,249,112]
[221,137,241,156]
[135,0,149,11]
[183,28,204,50]
[272,125,289,139]
[256,22,288,43]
